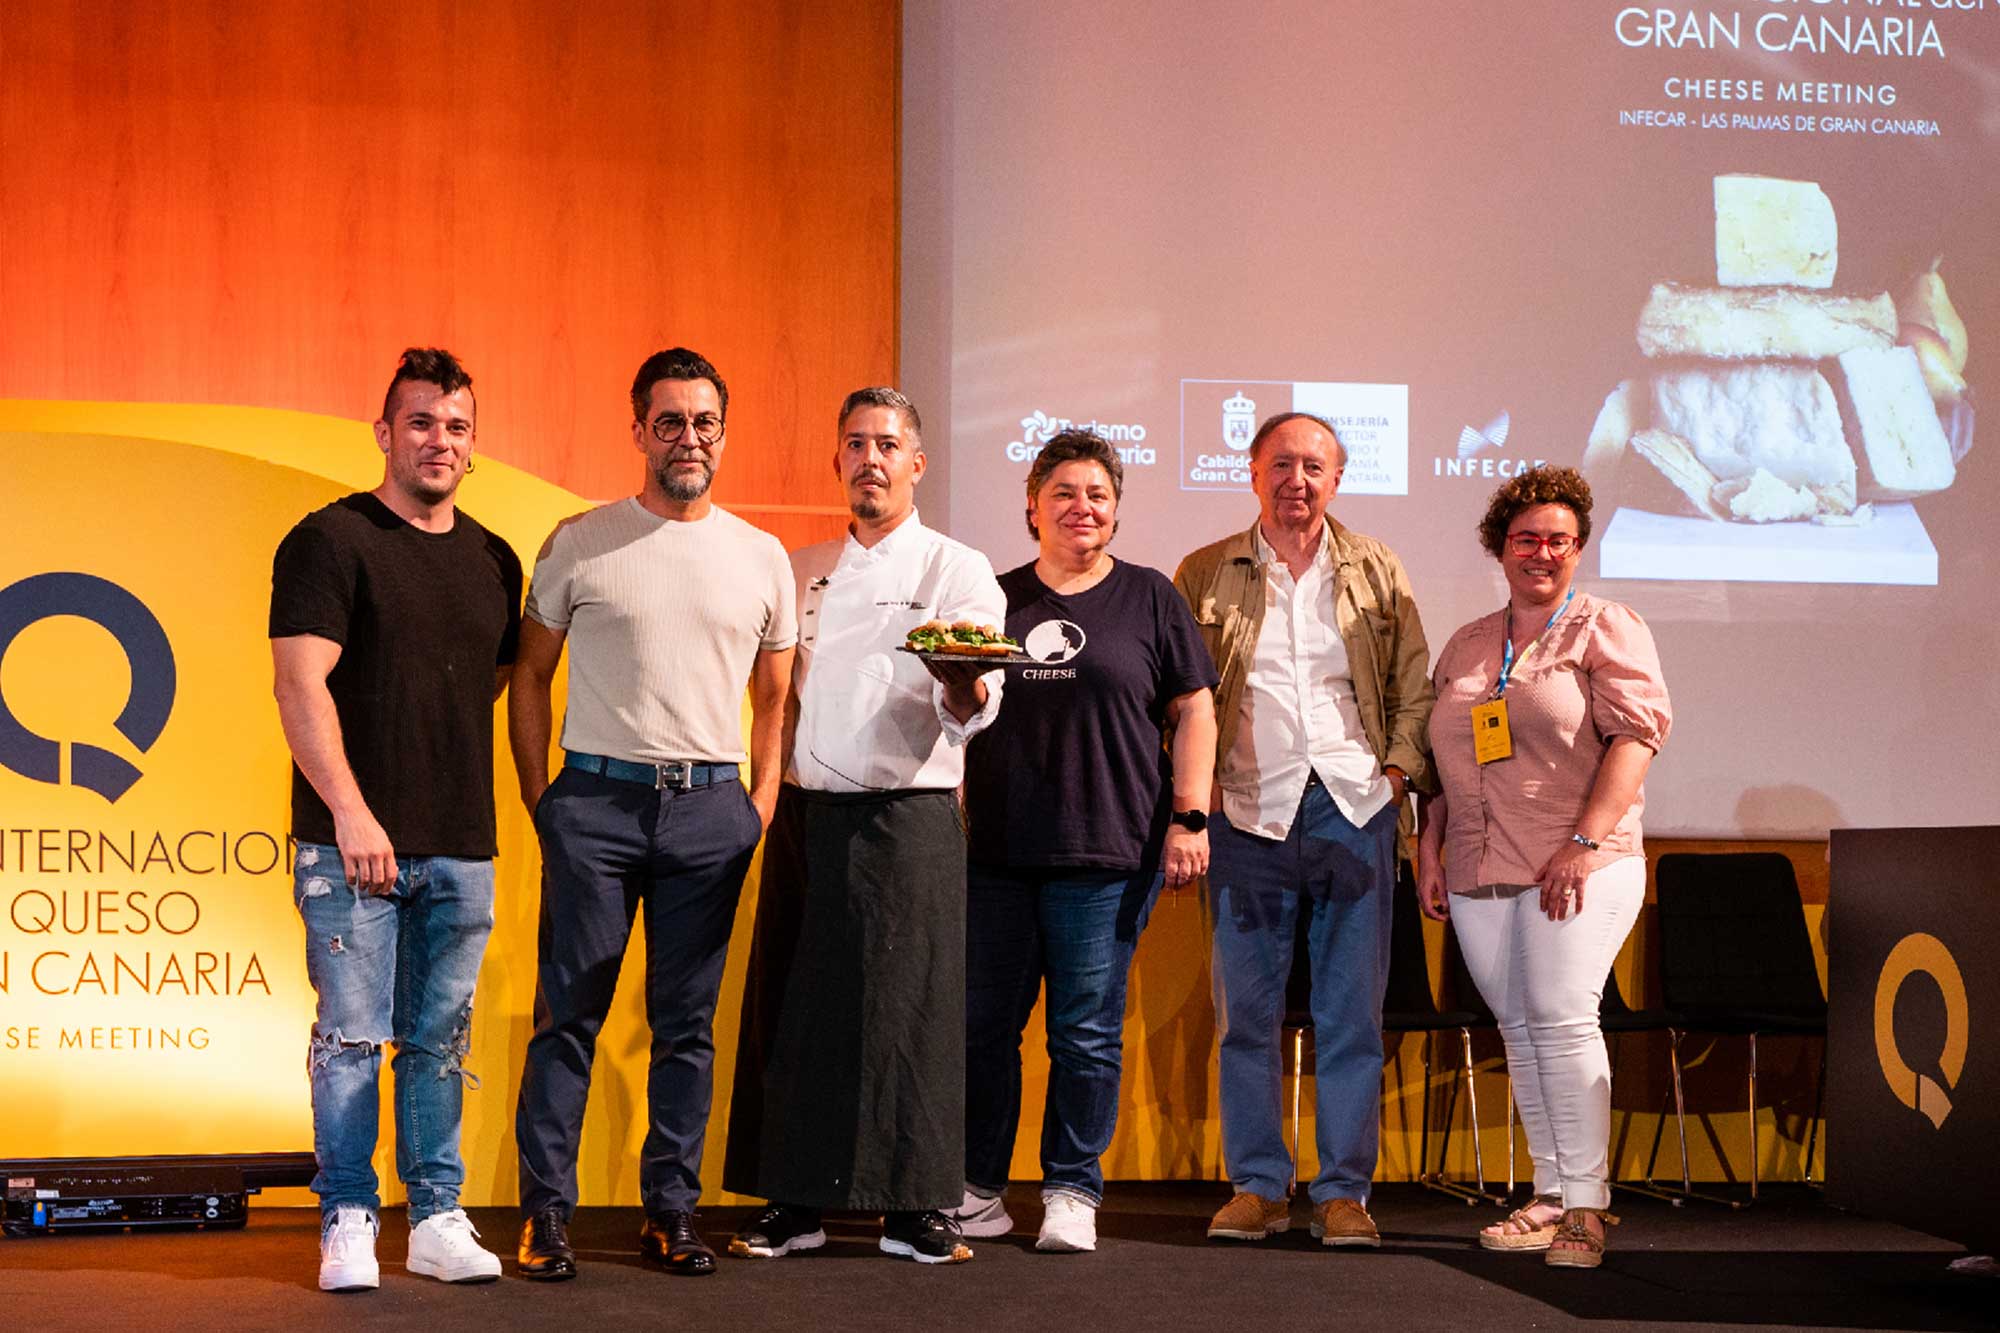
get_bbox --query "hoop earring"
[464,456,477,475]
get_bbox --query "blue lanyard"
[1494,586,1574,697]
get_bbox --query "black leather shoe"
[517,1204,577,1281]
[639,1210,716,1276]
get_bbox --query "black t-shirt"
[965,559,1219,871]
[269,493,524,857]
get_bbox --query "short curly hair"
[1477,465,1593,559]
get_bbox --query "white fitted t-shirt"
[525,499,796,765]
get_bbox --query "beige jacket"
[1172,518,1436,837]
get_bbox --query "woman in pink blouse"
[1416,467,1671,1269]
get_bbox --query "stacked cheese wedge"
[1583,175,1969,524]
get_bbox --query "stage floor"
[1,1184,1988,1331]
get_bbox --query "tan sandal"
[1478,1195,1562,1251]
[1544,1208,1619,1269]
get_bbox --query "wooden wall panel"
[0,0,895,527]
[0,0,885,1202]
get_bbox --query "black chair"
[1599,964,1719,1206]
[1379,869,1509,1205]
[1654,852,1828,1203]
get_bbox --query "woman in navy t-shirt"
[952,429,1218,1254]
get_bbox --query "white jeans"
[1450,856,1647,1210]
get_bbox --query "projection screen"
[902,0,2000,838]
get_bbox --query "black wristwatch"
[1170,809,1208,834]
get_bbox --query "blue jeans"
[1208,785,1396,1204]
[964,863,1160,1204]
[293,842,495,1224]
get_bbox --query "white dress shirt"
[787,512,1006,793]
[1218,524,1391,839]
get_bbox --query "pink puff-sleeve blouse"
[1427,591,1671,893]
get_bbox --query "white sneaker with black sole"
[1035,1190,1097,1253]
[944,1186,1013,1238]
[406,1208,503,1283]
[319,1207,380,1292]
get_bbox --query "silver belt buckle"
[657,760,694,790]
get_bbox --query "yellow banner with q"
[0,402,598,1200]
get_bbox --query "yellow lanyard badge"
[1471,697,1513,764]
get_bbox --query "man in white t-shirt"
[509,347,796,1281]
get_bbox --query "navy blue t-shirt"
[965,558,1218,871]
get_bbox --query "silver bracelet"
[1571,832,1600,851]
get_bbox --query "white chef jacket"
[786,513,1005,793]
[1218,524,1391,839]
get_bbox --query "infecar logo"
[1457,410,1511,461]
[1434,407,1546,479]
[0,572,177,802]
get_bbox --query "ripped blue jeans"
[294,842,494,1224]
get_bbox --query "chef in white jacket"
[722,387,1006,1265]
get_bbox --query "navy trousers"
[515,766,762,1217]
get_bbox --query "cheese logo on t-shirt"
[1025,619,1086,665]
[1021,618,1085,681]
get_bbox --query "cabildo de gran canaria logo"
[0,572,175,802]
[1006,410,1157,465]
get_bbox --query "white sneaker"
[319,1207,380,1292]
[945,1186,1014,1239]
[406,1208,503,1283]
[1035,1190,1097,1253]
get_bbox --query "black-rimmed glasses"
[649,412,724,446]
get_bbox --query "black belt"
[565,751,739,791]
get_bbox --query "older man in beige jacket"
[1173,411,1433,1249]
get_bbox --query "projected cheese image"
[1582,174,1973,586]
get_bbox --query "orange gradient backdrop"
[0,0,886,1204]
[0,0,887,550]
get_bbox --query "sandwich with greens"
[905,619,1022,657]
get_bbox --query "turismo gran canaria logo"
[1006,410,1156,465]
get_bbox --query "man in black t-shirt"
[270,348,523,1294]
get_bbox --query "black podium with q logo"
[1828,826,1997,1255]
